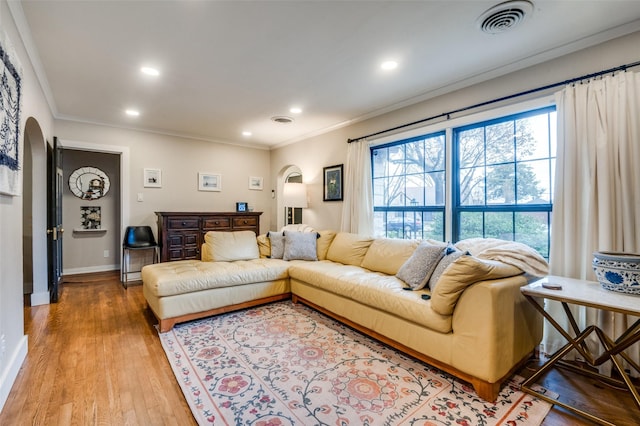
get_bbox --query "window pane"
[426,171,445,206]
[425,135,445,171]
[372,178,387,206]
[458,128,485,168]
[486,121,514,164]
[517,114,549,161]
[387,176,404,206]
[516,211,549,258]
[422,211,444,241]
[405,140,424,174]
[486,164,515,204]
[388,145,405,175]
[405,174,424,206]
[372,148,388,178]
[517,159,549,204]
[485,211,514,240]
[459,166,485,206]
[459,211,484,239]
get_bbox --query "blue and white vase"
[592,251,640,295]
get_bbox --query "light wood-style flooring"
[1,271,638,425]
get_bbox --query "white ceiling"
[12,0,640,149]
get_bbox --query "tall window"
[453,106,556,257]
[371,132,445,240]
[370,105,556,258]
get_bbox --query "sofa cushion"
[361,238,420,275]
[288,261,453,333]
[142,258,291,297]
[283,231,318,261]
[204,231,259,261]
[316,230,337,260]
[326,232,374,266]
[430,254,523,316]
[396,242,446,290]
[267,231,285,259]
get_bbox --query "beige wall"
[1,0,55,410]
[54,120,273,241]
[271,30,640,232]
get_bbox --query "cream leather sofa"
[142,229,545,402]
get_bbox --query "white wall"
[271,30,640,232]
[54,121,273,237]
[0,0,55,411]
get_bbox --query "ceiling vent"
[271,116,294,124]
[477,0,533,34]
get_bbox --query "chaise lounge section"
[142,228,546,402]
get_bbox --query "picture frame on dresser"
[198,172,222,191]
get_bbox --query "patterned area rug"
[159,301,554,425]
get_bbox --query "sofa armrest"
[450,274,542,383]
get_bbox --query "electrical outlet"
[104,250,109,258]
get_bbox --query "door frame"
[56,139,130,277]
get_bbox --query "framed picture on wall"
[143,168,162,188]
[249,176,263,190]
[323,164,343,201]
[198,172,222,191]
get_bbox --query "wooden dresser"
[155,211,262,262]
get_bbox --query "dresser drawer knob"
[181,221,187,226]
[243,220,247,224]
[215,221,219,225]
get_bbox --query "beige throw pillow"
[316,230,337,260]
[430,255,523,316]
[204,231,259,262]
[256,234,271,258]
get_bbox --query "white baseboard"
[30,291,50,306]
[63,264,119,276]
[0,335,28,413]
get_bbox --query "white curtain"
[546,71,640,375]
[340,139,374,235]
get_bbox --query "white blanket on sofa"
[454,238,549,277]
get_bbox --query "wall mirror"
[68,166,110,200]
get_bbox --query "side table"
[520,275,640,426]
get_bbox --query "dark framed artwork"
[0,34,23,196]
[323,164,343,201]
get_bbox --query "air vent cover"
[271,116,294,124]
[477,0,533,34]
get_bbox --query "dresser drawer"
[202,217,232,230]
[167,217,200,230]
[233,216,258,229]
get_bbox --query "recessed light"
[140,66,160,76]
[289,107,303,114]
[381,60,398,70]
[242,131,252,137]
[125,109,140,116]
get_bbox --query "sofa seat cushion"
[142,259,290,297]
[288,260,453,333]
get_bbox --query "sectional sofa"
[142,228,547,402]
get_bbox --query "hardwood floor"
[1,271,638,425]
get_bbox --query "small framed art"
[236,202,248,212]
[249,176,263,190]
[198,172,222,191]
[143,168,162,188]
[323,164,343,201]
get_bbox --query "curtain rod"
[347,59,640,143]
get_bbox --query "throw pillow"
[430,254,523,316]
[204,231,259,262]
[395,242,446,290]
[267,231,285,259]
[283,231,318,261]
[427,245,465,291]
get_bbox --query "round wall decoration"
[68,166,110,200]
